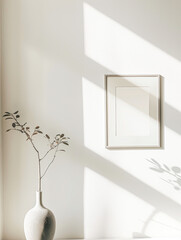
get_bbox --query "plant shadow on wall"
[140,158,181,236]
[129,157,181,237]
[147,158,181,191]
[75,146,181,237]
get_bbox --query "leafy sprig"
[3,111,70,191]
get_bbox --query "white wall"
[0,0,3,237]
[0,0,3,238]
[2,0,181,239]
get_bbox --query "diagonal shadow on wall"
[83,56,181,137]
[70,142,181,225]
[85,0,181,62]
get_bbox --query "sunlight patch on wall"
[83,3,181,110]
[82,3,181,238]
[84,167,181,238]
[84,167,163,238]
[143,211,181,237]
[82,77,104,150]
[82,77,181,206]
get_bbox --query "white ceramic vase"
[24,191,56,240]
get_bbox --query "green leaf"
[6,129,11,132]
[37,130,43,134]
[5,117,13,120]
[14,111,19,114]
[60,134,64,138]
[5,112,11,114]
[3,114,9,117]
[62,142,69,145]
[16,115,20,118]
[61,137,70,140]
[45,134,50,139]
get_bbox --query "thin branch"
[40,148,53,161]
[41,146,58,179]
[29,138,41,160]
[40,140,64,161]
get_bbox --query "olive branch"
[3,111,70,192]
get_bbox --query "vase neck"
[36,191,43,207]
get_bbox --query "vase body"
[24,191,56,240]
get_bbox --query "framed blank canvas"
[105,75,161,148]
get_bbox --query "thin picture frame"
[105,75,161,149]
